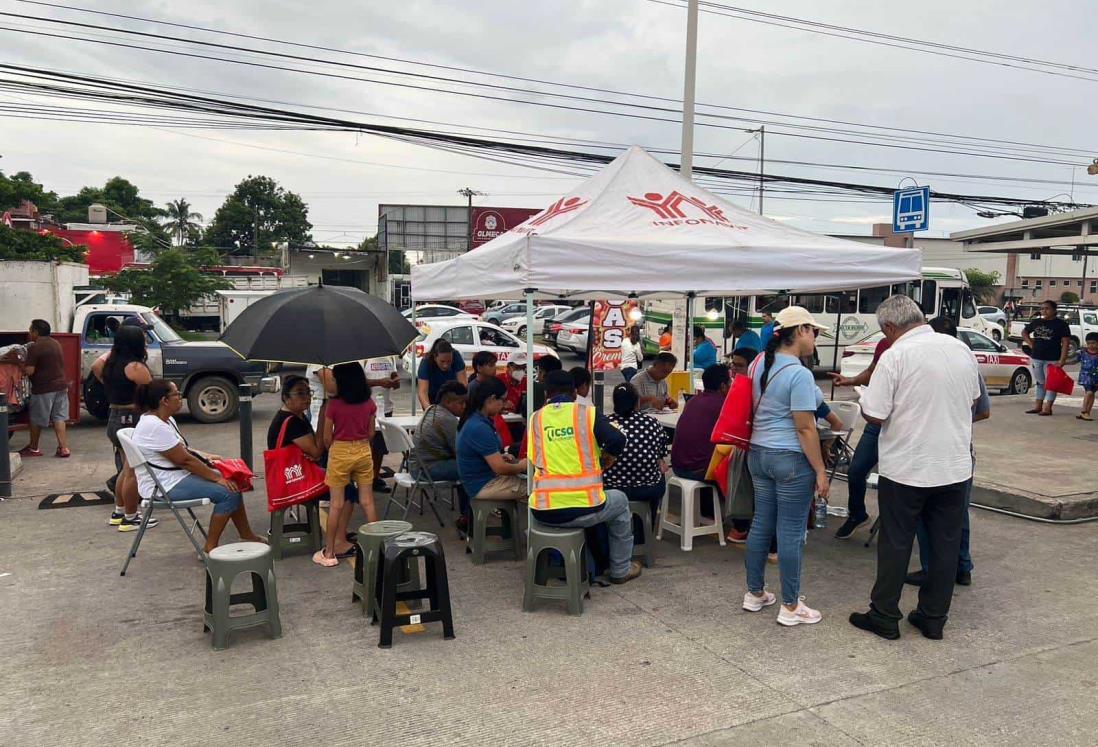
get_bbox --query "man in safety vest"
[528,370,643,584]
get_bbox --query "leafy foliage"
[1060,291,1080,304]
[0,225,85,262]
[102,249,232,318]
[162,198,204,246]
[964,268,1001,302]
[0,170,58,213]
[204,176,312,256]
[52,176,164,224]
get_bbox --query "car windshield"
[141,312,182,343]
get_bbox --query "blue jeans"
[621,367,637,382]
[166,473,242,515]
[1032,359,1059,403]
[536,489,634,578]
[746,447,816,605]
[846,422,880,520]
[916,477,973,573]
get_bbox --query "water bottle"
[814,496,828,529]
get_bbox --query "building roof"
[951,206,1098,255]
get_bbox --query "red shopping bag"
[1045,364,1076,395]
[263,417,328,511]
[214,458,254,492]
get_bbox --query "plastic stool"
[468,499,521,564]
[374,531,455,648]
[269,503,322,560]
[203,541,281,650]
[656,476,726,551]
[351,520,420,618]
[523,521,590,615]
[628,500,655,568]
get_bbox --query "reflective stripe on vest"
[529,402,606,511]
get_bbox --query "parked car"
[482,302,530,326]
[501,304,572,337]
[401,304,476,321]
[405,317,558,373]
[555,313,591,355]
[545,307,591,345]
[453,299,486,316]
[840,329,1033,395]
[978,306,1007,327]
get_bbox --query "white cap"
[774,305,829,331]
[507,352,528,366]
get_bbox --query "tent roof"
[411,146,921,301]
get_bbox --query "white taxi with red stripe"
[840,329,1033,395]
[403,317,558,373]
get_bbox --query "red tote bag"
[263,416,328,512]
[213,458,255,492]
[710,358,798,450]
[1045,364,1076,396]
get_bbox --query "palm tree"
[162,198,203,246]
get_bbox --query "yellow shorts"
[325,439,374,489]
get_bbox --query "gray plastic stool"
[203,541,281,650]
[468,499,521,564]
[628,500,655,568]
[352,520,420,618]
[269,503,322,559]
[523,521,590,615]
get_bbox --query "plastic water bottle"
[814,496,828,529]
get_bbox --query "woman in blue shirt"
[417,339,468,409]
[456,377,527,522]
[692,325,718,369]
[742,306,830,628]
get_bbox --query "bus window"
[940,287,961,323]
[858,285,890,314]
[792,294,825,313]
[917,280,937,315]
[755,294,788,315]
[961,290,978,321]
[704,296,724,313]
[825,291,857,315]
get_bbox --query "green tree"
[0,170,58,212]
[0,225,85,262]
[102,248,231,320]
[964,268,1001,303]
[54,176,163,224]
[204,176,312,257]
[162,198,204,246]
[1060,291,1080,304]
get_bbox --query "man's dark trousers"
[869,476,968,630]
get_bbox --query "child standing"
[1077,332,1098,421]
[314,362,377,567]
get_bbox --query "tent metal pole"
[410,301,417,416]
[830,296,843,400]
[524,289,536,484]
[684,292,695,393]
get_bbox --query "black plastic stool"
[373,531,455,648]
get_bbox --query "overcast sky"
[2,0,1096,251]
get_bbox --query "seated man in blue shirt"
[731,319,763,354]
[692,325,718,369]
[457,377,528,519]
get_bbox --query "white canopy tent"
[408,145,921,415]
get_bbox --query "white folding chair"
[378,419,452,527]
[822,400,861,484]
[117,428,210,576]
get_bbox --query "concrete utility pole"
[457,187,485,253]
[679,0,699,180]
[758,125,765,215]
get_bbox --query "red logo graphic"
[627,190,747,230]
[526,196,587,227]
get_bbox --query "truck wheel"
[186,376,239,423]
[82,375,110,421]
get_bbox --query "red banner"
[589,300,640,372]
[471,207,540,248]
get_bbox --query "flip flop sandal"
[334,546,356,559]
[1038,411,1052,416]
[1078,414,1093,421]
[55,448,71,458]
[312,550,339,567]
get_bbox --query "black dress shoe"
[849,611,900,640]
[907,610,944,640]
[834,514,870,540]
[955,570,972,586]
[372,478,391,493]
[905,570,926,586]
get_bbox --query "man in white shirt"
[849,295,981,642]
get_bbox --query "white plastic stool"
[656,476,726,551]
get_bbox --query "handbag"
[710,357,797,449]
[1045,364,1075,396]
[263,415,328,512]
[213,458,254,492]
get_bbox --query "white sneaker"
[743,589,777,612]
[776,597,822,626]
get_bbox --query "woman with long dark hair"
[742,306,830,627]
[456,376,527,508]
[130,379,263,552]
[604,383,668,524]
[91,324,153,531]
[416,338,468,409]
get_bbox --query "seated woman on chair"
[130,379,264,554]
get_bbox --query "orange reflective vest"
[528,402,606,511]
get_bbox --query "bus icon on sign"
[893,186,930,233]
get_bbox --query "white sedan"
[400,304,476,321]
[405,317,558,373]
[840,329,1033,395]
[501,305,573,337]
[556,314,591,354]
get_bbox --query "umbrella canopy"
[411,146,922,300]
[220,284,418,366]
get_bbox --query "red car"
[453,299,486,317]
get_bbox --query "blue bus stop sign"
[893,186,930,232]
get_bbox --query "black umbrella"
[219,284,419,366]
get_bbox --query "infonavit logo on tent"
[627,190,747,229]
[519,196,588,230]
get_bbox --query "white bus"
[642,267,1005,370]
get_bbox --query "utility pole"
[758,125,765,215]
[457,187,485,253]
[679,0,699,179]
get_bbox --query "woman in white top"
[130,379,263,553]
[620,326,644,382]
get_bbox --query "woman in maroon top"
[315,362,377,567]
